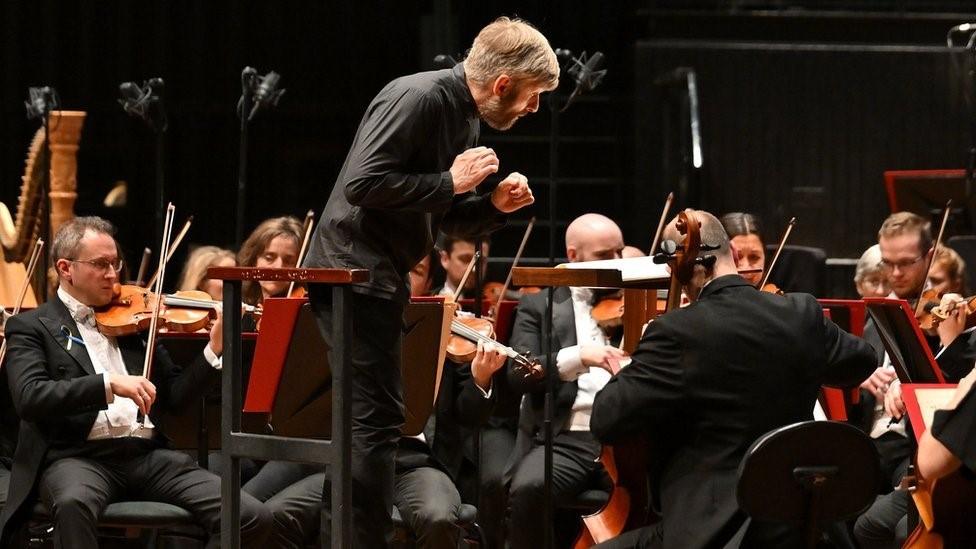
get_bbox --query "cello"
[575,209,710,546]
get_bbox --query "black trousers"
[472,425,515,549]
[310,287,406,548]
[508,431,605,549]
[38,439,270,549]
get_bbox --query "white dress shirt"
[554,287,613,432]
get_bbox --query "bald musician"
[591,210,876,548]
[505,213,630,548]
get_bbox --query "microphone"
[567,51,606,94]
[248,71,285,122]
[118,78,166,132]
[433,54,458,69]
[947,22,976,47]
[25,86,60,120]
[559,51,606,112]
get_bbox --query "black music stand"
[209,266,367,549]
[863,298,944,384]
[737,421,880,549]
[883,169,975,234]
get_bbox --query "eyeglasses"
[69,257,124,273]
[879,256,924,271]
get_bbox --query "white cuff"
[475,379,493,399]
[103,373,114,404]
[556,345,586,381]
[203,345,222,370]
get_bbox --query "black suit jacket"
[503,287,582,477]
[0,297,217,539]
[591,275,876,549]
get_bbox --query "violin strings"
[450,320,519,358]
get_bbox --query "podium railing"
[208,266,368,549]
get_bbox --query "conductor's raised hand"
[451,146,499,194]
[491,172,535,213]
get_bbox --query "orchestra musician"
[177,245,237,301]
[854,244,890,298]
[720,212,765,287]
[928,245,967,296]
[589,209,876,548]
[435,235,490,299]
[301,16,554,546]
[504,213,630,549]
[916,366,976,483]
[237,216,303,307]
[0,217,271,548]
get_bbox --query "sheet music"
[913,387,957,430]
[559,256,670,282]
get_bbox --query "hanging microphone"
[25,86,60,120]
[248,70,285,121]
[118,78,167,132]
[560,51,606,112]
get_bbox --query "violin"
[761,283,784,296]
[481,281,540,303]
[913,201,952,330]
[95,285,260,337]
[445,314,542,379]
[904,465,976,547]
[929,293,976,330]
[286,209,316,299]
[756,217,796,293]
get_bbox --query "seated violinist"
[720,211,765,287]
[854,244,890,298]
[238,216,304,308]
[177,245,237,301]
[590,209,876,548]
[505,213,629,549]
[0,217,270,548]
[928,244,967,296]
[435,234,490,299]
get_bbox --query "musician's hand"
[472,341,507,391]
[884,381,905,420]
[451,147,499,194]
[209,310,223,356]
[936,293,967,347]
[580,345,629,375]
[860,367,896,400]
[109,374,157,416]
[491,172,535,213]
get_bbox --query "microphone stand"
[542,49,605,549]
[236,67,258,248]
[235,67,284,247]
[119,78,168,242]
[25,86,59,301]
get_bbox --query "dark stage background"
[3,1,976,296]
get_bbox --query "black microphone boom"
[560,51,606,112]
[248,71,285,121]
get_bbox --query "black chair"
[27,500,206,548]
[737,420,880,549]
[391,503,485,548]
[765,245,827,296]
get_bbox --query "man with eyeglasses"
[853,211,964,548]
[0,216,271,548]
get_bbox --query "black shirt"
[304,63,505,303]
[931,383,976,473]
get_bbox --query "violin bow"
[759,217,797,289]
[914,200,952,317]
[491,217,536,319]
[141,204,176,389]
[145,215,193,289]
[452,251,482,303]
[0,239,44,367]
[648,192,675,256]
[287,210,316,297]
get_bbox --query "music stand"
[209,266,367,549]
[883,169,974,233]
[818,299,867,337]
[901,383,958,441]
[863,298,945,384]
